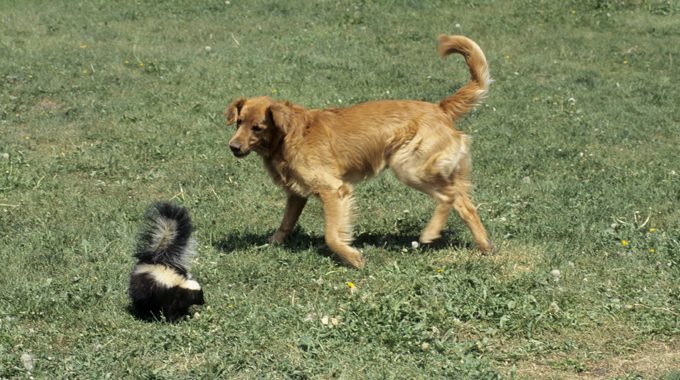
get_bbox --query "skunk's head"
[129,264,205,323]
[177,278,205,306]
[161,280,205,322]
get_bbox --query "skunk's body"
[128,202,204,322]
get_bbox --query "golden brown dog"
[226,35,494,269]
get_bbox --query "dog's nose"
[229,143,241,155]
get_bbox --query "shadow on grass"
[126,304,202,324]
[213,229,322,254]
[213,228,470,255]
[354,230,469,251]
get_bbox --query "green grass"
[1,0,679,378]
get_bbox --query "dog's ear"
[225,97,246,125]
[267,102,298,135]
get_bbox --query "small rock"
[550,269,561,280]
[549,302,561,314]
[21,352,34,371]
[411,241,420,249]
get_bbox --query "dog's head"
[225,96,300,158]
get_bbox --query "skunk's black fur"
[128,202,204,322]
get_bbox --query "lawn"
[1,0,679,378]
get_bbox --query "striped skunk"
[128,202,205,322]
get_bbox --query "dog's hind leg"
[270,193,308,244]
[319,185,365,269]
[415,150,494,253]
[420,184,494,252]
[420,179,494,253]
[420,200,453,244]
[450,189,495,253]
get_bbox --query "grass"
[1,0,679,378]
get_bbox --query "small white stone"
[411,241,419,249]
[549,302,561,313]
[21,353,34,371]
[204,46,212,52]
[550,269,561,278]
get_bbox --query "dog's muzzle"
[229,143,248,158]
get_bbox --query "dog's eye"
[251,124,264,132]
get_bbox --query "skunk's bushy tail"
[134,202,195,271]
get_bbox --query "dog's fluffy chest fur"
[262,154,311,196]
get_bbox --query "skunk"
[128,202,205,322]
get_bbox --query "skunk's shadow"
[213,228,469,255]
[125,305,200,324]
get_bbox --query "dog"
[225,35,494,269]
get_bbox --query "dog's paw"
[348,256,366,270]
[481,240,497,254]
[339,251,366,270]
[269,231,287,245]
[419,232,441,245]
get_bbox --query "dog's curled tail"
[134,202,195,271]
[437,35,490,121]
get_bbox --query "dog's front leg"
[319,187,365,269]
[270,193,308,244]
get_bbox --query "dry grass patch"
[498,324,680,379]
[509,340,679,379]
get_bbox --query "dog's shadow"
[213,228,469,256]
[213,229,323,254]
